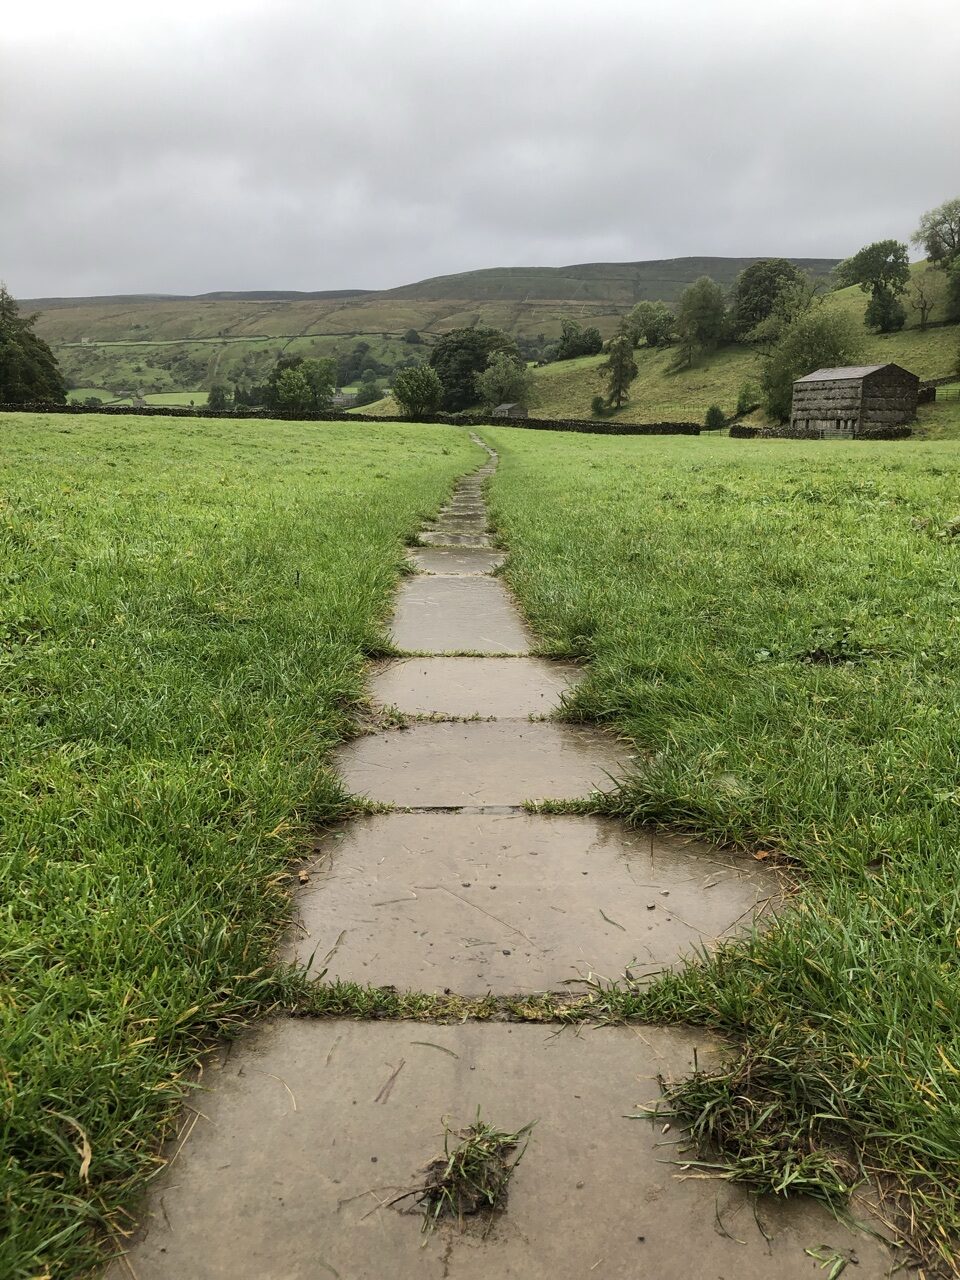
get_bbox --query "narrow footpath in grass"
[108,437,901,1279]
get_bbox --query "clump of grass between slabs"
[657,1043,862,1205]
[0,412,480,1280]
[392,1111,534,1231]
[482,428,960,1273]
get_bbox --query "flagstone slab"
[369,656,580,717]
[335,721,629,806]
[390,576,532,653]
[288,813,776,992]
[419,529,494,547]
[408,547,505,575]
[107,1020,894,1280]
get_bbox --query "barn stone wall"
[789,366,919,437]
[859,367,919,427]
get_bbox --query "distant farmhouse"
[789,364,919,438]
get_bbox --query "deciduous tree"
[429,327,517,410]
[835,240,910,299]
[0,284,66,405]
[865,288,906,333]
[474,352,538,410]
[673,276,727,366]
[555,319,604,361]
[393,364,443,419]
[906,266,942,330]
[730,259,806,338]
[625,300,675,348]
[912,197,960,267]
[275,367,312,414]
[265,355,335,412]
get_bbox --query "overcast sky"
[3,0,959,298]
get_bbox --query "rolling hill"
[377,257,838,305]
[24,256,838,401]
[24,255,958,422]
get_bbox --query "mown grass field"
[0,413,479,1278]
[484,428,960,1272]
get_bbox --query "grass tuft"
[656,1042,863,1205]
[391,1110,534,1231]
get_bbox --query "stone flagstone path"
[109,441,897,1279]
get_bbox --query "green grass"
[142,391,206,406]
[532,347,755,422]
[483,428,960,1273]
[0,413,479,1279]
[915,393,960,440]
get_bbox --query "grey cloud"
[2,0,959,296]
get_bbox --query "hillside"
[526,278,960,425]
[378,257,837,305]
[24,255,837,402]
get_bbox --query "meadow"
[0,413,479,1278]
[484,428,960,1271]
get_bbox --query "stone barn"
[491,403,528,419]
[789,364,919,438]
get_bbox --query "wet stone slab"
[108,1020,894,1280]
[390,576,532,653]
[408,547,505,576]
[369,657,580,717]
[288,813,776,992]
[335,721,629,806]
[435,501,488,517]
[418,529,493,547]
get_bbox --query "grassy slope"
[0,414,479,1279]
[484,428,960,1272]
[378,256,837,304]
[531,283,960,424]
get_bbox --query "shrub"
[864,288,906,333]
[352,382,383,407]
[704,404,726,430]
[736,382,759,417]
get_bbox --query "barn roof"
[795,363,916,384]
[795,365,886,383]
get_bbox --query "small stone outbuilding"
[491,403,528,419]
[789,363,919,438]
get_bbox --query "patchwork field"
[0,414,479,1278]
[484,427,960,1270]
